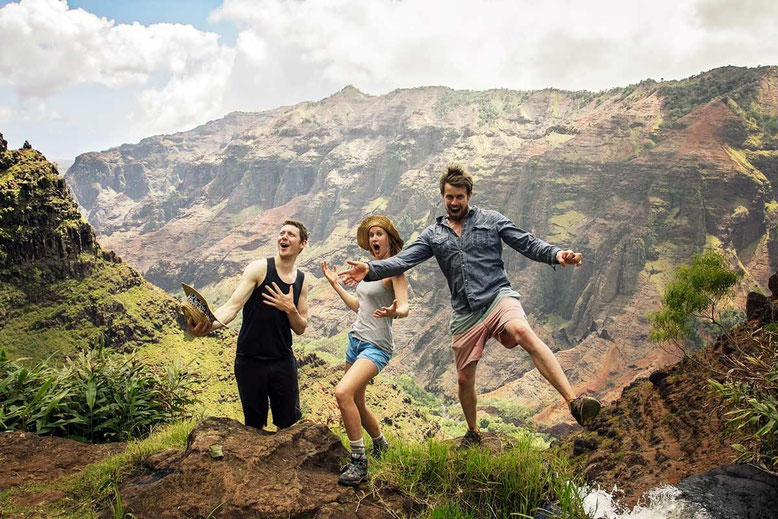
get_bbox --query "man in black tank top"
[187,220,310,430]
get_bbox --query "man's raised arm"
[494,212,562,266]
[339,227,435,286]
[188,260,265,336]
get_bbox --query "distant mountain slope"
[0,135,238,416]
[64,66,778,425]
[0,136,435,437]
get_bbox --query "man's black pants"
[234,355,302,429]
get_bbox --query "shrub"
[648,249,743,356]
[0,344,196,442]
[709,329,778,471]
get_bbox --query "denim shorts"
[345,332,392,372]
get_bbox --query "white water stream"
[581,485,712,519]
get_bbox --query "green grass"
[371,435,587,518]
[295,330,350,363]
[479,397,533,429]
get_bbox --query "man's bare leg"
[501,319,576,403]
[457,361,479,431]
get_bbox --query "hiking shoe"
[371,437,389,458]
[569,395,601,427]
[458,429,482,449]
[338,453,368,486]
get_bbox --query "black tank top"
[236,257,305,359]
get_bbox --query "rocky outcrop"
[561,279,778,506]
[562,344,737,506]
[746,271,778,322]
[118,418,411,518]
[0,146,99,280]
[64,67,778,423]
[676,464,778,519]
[0,431,124,492]
[0,141,235,370]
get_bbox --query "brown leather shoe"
[458,429,483,449]
[569,396,601,427]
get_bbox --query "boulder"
[745,289,778,324]
[770,271,778,299]
[118,417,411,518]
[746,291,770,322]
[676,464,778,519]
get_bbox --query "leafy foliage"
[710,326,778,471]
[0,343,196,442]
[395,374,441,410]
[649,249,743,354]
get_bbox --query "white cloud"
[1,0,777,158]
[211,0,778,93]
[0,0,234,136]
[0,105,12,123]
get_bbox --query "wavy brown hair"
[439,163,473,195]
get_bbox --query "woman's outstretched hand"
[373,299,398,319]
[321,261,339,286]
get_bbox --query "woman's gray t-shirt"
[351,279,395,354]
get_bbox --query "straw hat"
[181,283,223,328]
[357,215,404,253]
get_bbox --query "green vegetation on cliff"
[658,66,766,122]
[649,249,775,471]
[0,142,243,422]
[0,148,95,275]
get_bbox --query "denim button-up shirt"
[365,206,560,313]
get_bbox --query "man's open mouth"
[280,243,290,250]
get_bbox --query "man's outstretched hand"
[556,250,583,267]
[338,260,369,287]
[187,317,213,337]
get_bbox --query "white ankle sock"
[349,438,365,457]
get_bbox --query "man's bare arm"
[188,260,266,336]
[289,277,308,335]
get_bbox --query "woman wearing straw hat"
[321,215,409,486]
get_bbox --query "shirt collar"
[436,205,478,224]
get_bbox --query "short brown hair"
[439,163,473,195]
[282,220,309,243]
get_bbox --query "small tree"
[649,249,743,356]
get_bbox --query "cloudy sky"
[1,0,777,161]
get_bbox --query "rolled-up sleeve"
[495,212,560,266]
[366,226,435,281]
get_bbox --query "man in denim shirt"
[341,164,601,443]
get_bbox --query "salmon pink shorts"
[452,297,527,371]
